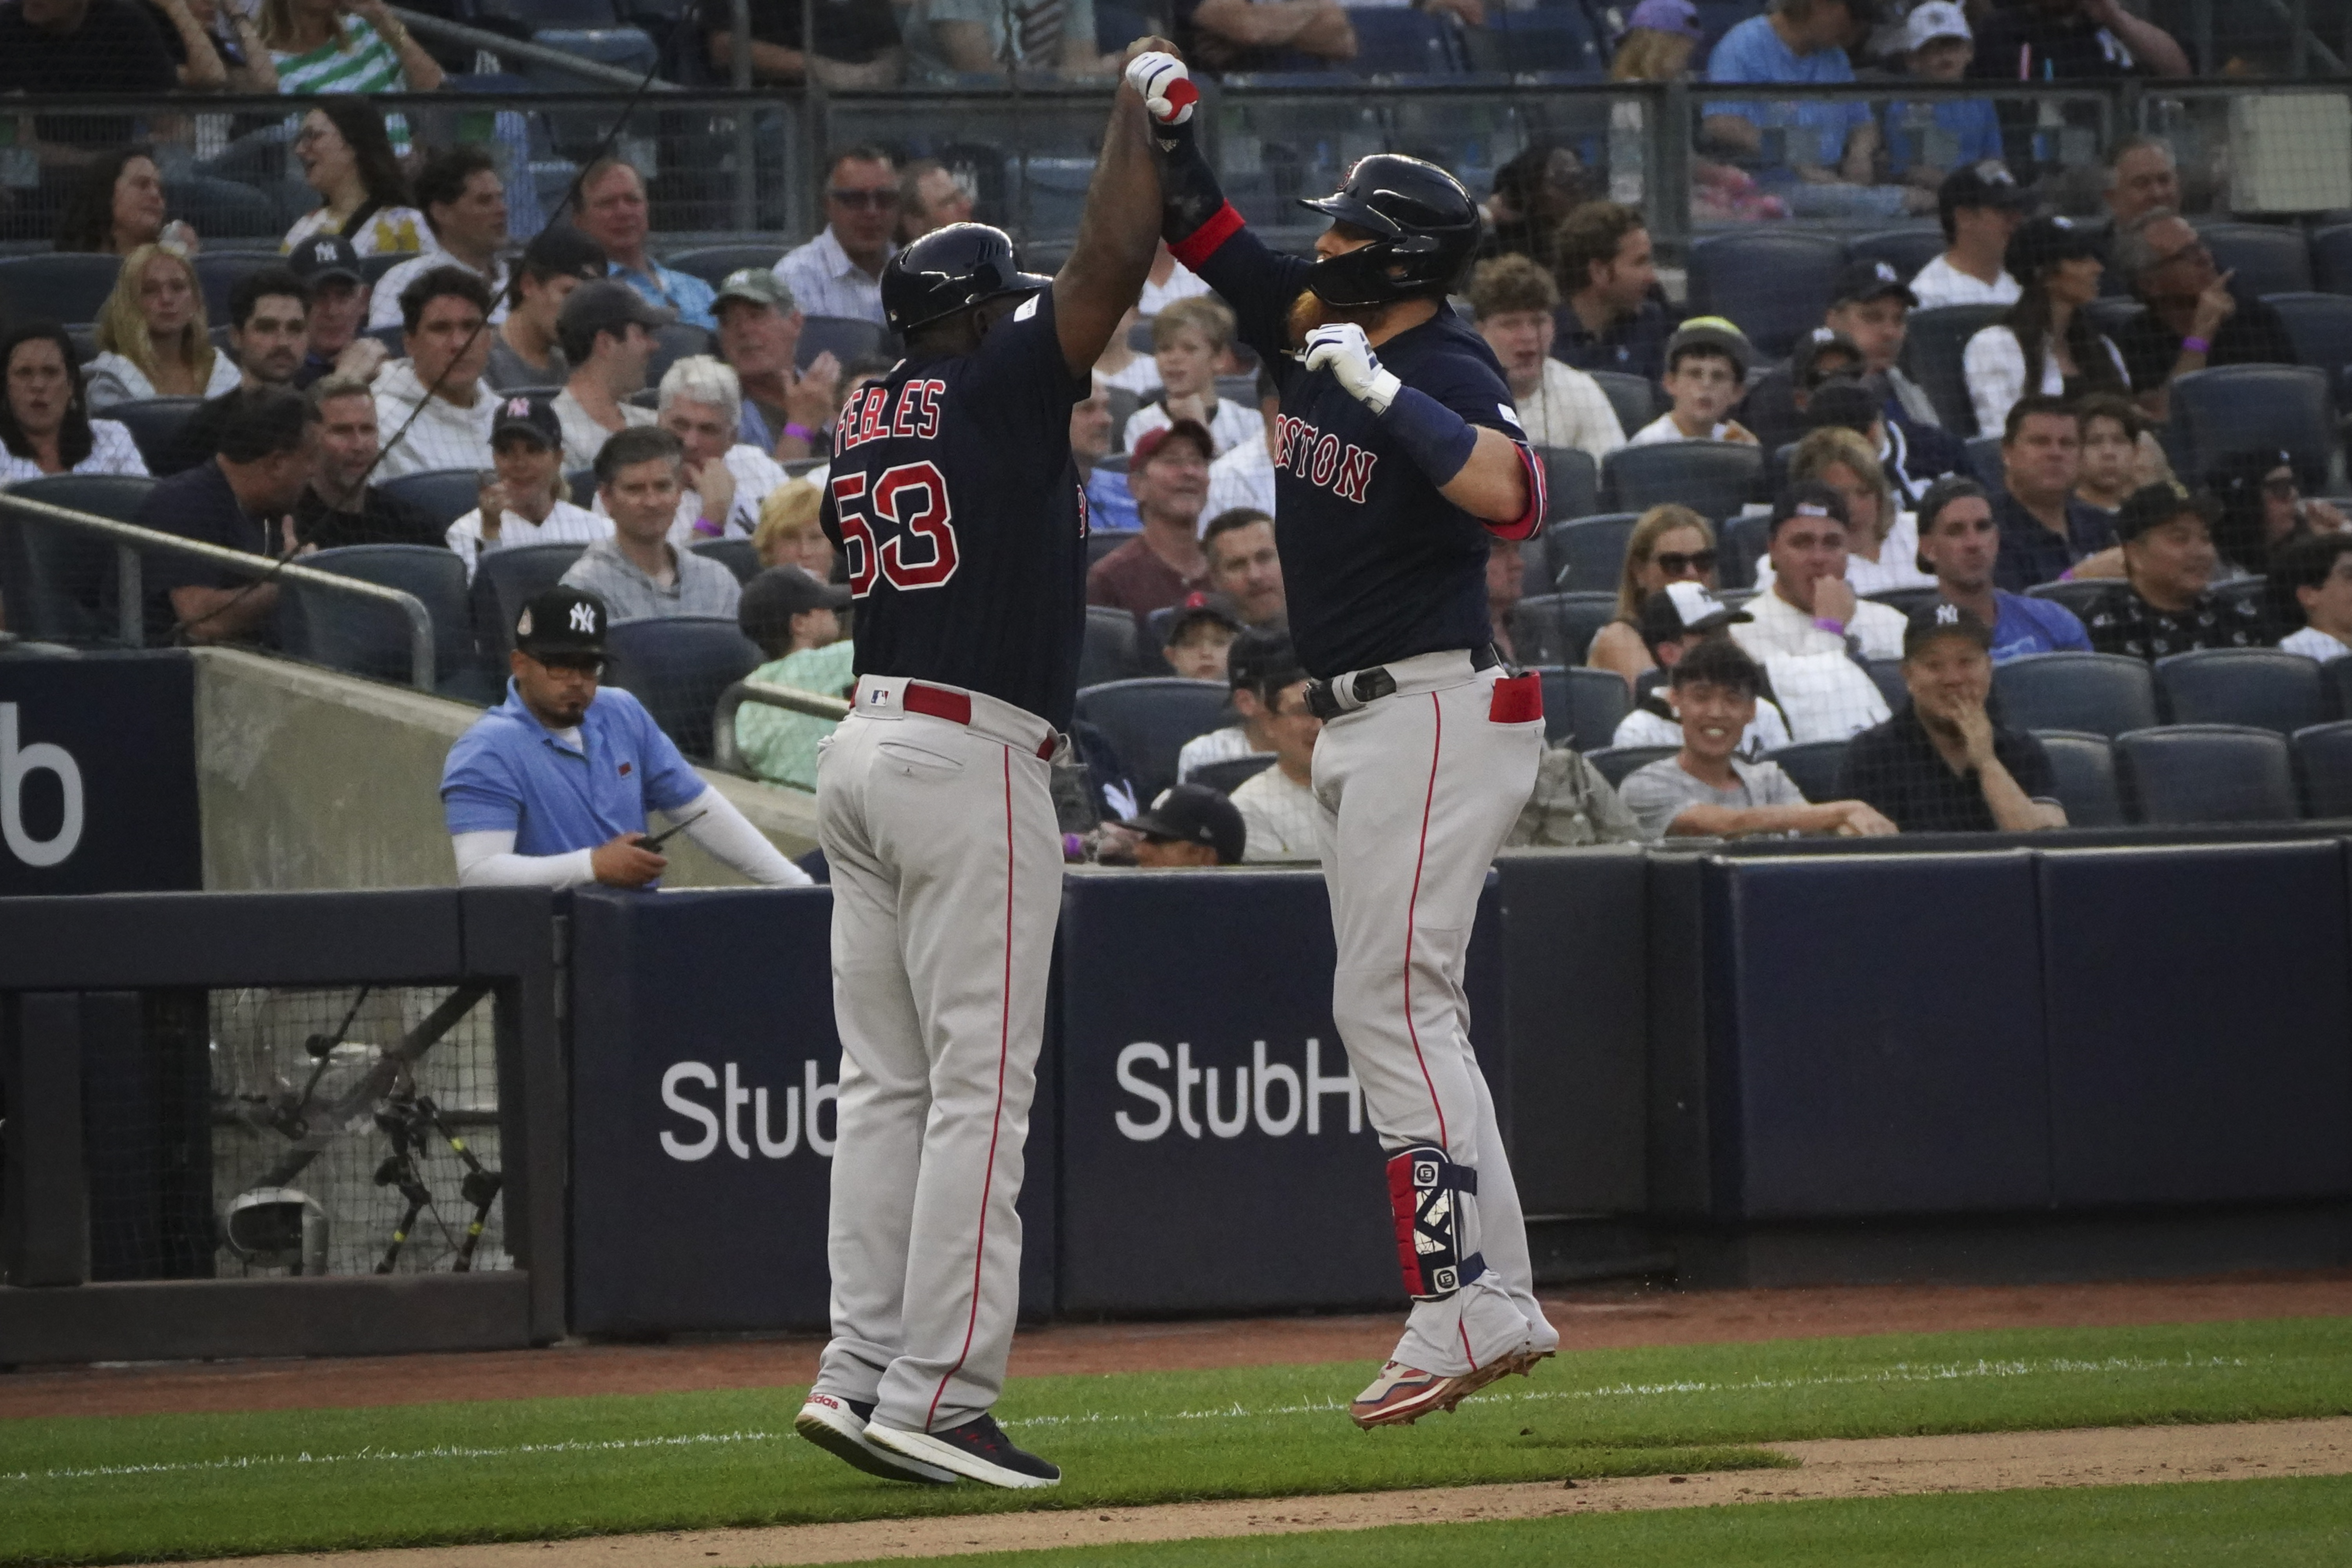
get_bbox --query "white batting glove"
[1125,51,1197,126]
[1302,323,1400,415]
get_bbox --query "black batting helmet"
[1298,154,1482,309]
[881,222,1054,336]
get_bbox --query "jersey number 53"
[831,461,960,598]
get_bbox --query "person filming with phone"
[441,586,811,889]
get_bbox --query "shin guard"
[1387,1145,1484,1301]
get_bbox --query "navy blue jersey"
[1175,223,1543,679]
[819,289,1091,729]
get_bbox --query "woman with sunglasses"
[280,98,429,258]
[85,243,243,409]
[2208,447,2348,577]
[1755,425,1933,595]
[1587,503,1717,685]
[0,323,150,486]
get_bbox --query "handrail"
[0,495,439,692]
[391,6,681,91]
[709,678,850,776]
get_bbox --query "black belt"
[1306,644,1499,721]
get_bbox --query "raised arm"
[1048,43,1171,378]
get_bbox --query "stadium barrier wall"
[0,653,199,897]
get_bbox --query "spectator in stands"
[157,268,310,475]
[896,160,973,241]
[1093,306,1162,397]
[552,279,660,470]
[1488,535,1526,664]
[280,98,427,256]
[1552,201,1676,382]
[1479,143,1597,274]
[1990,394,2117,591]
[571,159,717,330]
[1070,382,1138,532]
[1909,162,2025,310]
[1609,582,1793,756]
[1965,0,2187,81]
[776,145,899,328]
[293,373,444,549]
[1824,263,1947,441]
[2082,481,2262,661]
[1203,508,1285,629]
[135,386,316,644]
[713,269,841,461]
[1123,297,1256,457]
[561,426,742,619]
[1467,256,1625,463]
[368,148,510,332]
[1088,421,1212,623]
[655,355,788,544]
[2100,135,2180,233]
[2269,532,2352,665]
[1703,0,1909,221]
[85,241,241,408]
[1229,661,1321,862]
[445,394,610,581]
[261,0,443,128]
[928,0,1119,76]
[1734,485,1904,740]
[1736,326,1858,453]
[1588,503,1718,685]
[1882,3,2001,191]
[289,233,379,388]
[1838,604,2065,832]
[372,266,497,479]
[1809,371,1969,510]
[0,0,176,181]
[488,225,606,393]
[1607,14,1784,225]
[2109,208,2298,423]
[1963,216,2127,437]
[0,321,147,484]
[1202,366,1278,522]
[709,0,902,87]
[1628,318,1756,446]
[752,477,835,579]
[1757,424,1931,593]
[1173,0,1355,74]
[2073,392,2147,524]
[1116,785,1245,868]
[2206,447,2345,578]
[1621,638,1896,839]
[734,564,856,791]
[443,585,808,890]
[1915,475,2092,661]
[53,148,192,257]
[1160,594,1241,680]
[158,0,275,93]
[1176,624,1296,781]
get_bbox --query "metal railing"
[709,677,848,777]
[0,495,439,691]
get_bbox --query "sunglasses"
[1653,549,1717,575]
[829,187,900,209]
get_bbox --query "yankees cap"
[491,394,563,448]
[1120,784,1247,866]
[1902,600,1993,660]
[1828,258,1917,309]
[515,586,608,658]
[289,233,364,287]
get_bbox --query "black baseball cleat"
[864,1412,1061,1489]
[795,1394,958,1484]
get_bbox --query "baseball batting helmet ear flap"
[1388,1144,1485,1301]
[881,222,1056,336]
[1299,155,1482,309]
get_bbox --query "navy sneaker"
[795,1394,956,1484]
[864,1411,1061,1489]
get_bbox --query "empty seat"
[1899,303,2008,436]
[0,474,155,643]
[1864,656,1907,712]
[2115,723,2298,824]
[2292,719,2352,818]
[603,615,764,759]
[1604,439,1762,521]
[1345,7,1466,74]
[664,245,784,287]
[2191,220,2314,298]
[1189,755,1276,795]
[2167,364,2334,491]
[1511,591,1618,665]
[1845,227,1943,280]
[1687,231,1847,360]
[276,544,473,691]
[1542,512,1638,593]
[1072,677,1234,804]
[104,398,205,473]
[1991,651,2158,738]
[192,250,284,325]
[1536,445,1600,523]
[646,321,713,389]
[1588,370,1659,437]
[0,254,122,326]
[1766,739,1849,802]
[380,468,491,528]
[799,315,887,371]
[1080,603,1141,688]
[1463,5,1604,74]
[2312,223,2352,295]
[2262,292,2352,407]
[475,541,590,657]
[1586,744,1675,786]
[1717,513,1769,590]
[2031,728,2122,827]
[1537,664,1632,749]
[2154,648,2325,734]
[691,537,760,583]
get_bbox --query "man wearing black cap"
[554,279,663,470]
[1837,603,2066,833]
[441,585,810,889]
[1227,649,1322,862]
[1910,163,2026,310]
[1609,581,1792,755]
[735,565,857,791]
[1175,623,1297,781]
[1116,784,1245,867]
[289,233,379,389]
[446,394,612,579]
[2082,481,2265,662]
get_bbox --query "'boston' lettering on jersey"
[834,379,947,452]
[1273,414,1377,504]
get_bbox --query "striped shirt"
[0,420,149,485]
[1230,764,1321,862]
[446,499,612,582]
[554,389,656,472]
[372,359,497,479]
[774,228,891,327]
[369,252,513,331]
[272,20,414,150]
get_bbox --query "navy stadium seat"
[1586,744,1675,787]
[1345,7,1466,74]
[1073,678,1234,805]
[1766,739,1849,802]
[2166,364,2334,492]
[646,321,712,389]
[1588,370,1659,437]
[0,474,155,643]
[0,254,122,326]
[1900,304,2008,436]
[2082,296,2145,344]
[1687,231,1848,360]
[799,314,888,371]
[691,537,761,583]
[1718,513,1770,590]
[1991,651,2158,738]
[474,541,590,659]
[1511,591,1617,665]
[1086,528,1139,568]
[1543,512,1638,593]
[2263,293,2352,408]
[2312,224,2352,296]
[1190,755,1276,795]
[1081,603,1142,688]
[604,615,764,760]
[2291,719,2352,818]
[103,398,204,474]
[2031,729,2122,826]
[1864,657,1908,713]
[2190,220,2314,298]
[665,245,785,287]
[1463,6,1604,74]
[1536,446,1601,523]
[1845,227,1944,280]
[1537,664,1632,749]
[276,544,475,694]
[192,250,285,325]
[1604,440,1762,521]
[380,468,490,528]
[1866,585,1942,619]
[2154,648,2325,735]
[2324,653,2352,722]
[2024,578,2116,622]
[2115,723,2298,824]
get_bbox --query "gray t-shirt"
[1621,755,1806,841]
[484,335,569,394]
[560,537,743,621]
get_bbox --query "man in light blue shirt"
[1915,477,2093,663]
[1703,0,1884,195]
[571,159,720,330]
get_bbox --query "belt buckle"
[1353,668,1397,704]
[1306,679,1343,722]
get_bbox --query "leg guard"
[1387,1145,1485,1301]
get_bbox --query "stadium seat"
[2115,723,2298,824]
[191,250,285,325]
[1511,591,1618,665]
[1190,755,1276,795]
[0,474,155,643]
[1864,657,1908,712]
[381,468,491,528]
[604,615,764,759]
[1966,434,2005,491]
[276,544,475,693]
[1718,513,1769,590]
[664,245,785,287]
[2024,578,2116,622]
[474,541,590,658]
[567,469,598,507]
[1538,664,1631,749]
[1081,603,1141,688]
[104,398,205,474]
[646,321,712,389]
[1687,230,1848,360]
[2292,719,2352,817]
[1588,370,1659,437]
[691,537,760,584]
[2166,364,2335,492]
[1866,585,1941,619]
[1603,439,1762,521]
[1542,512,1639,593]
[1086,528,1139,568]
[2031,728,2122,827]
[1345,7,1466,74]
[1463,5,1604,74]
[2153,648,2325,734]
[2190,220,2314,298]
[1991,651,2158,738]
[2312,223,2352,296]
[1766,738,1848,802]
[2262,293,2352,408]
[2082,295,2145,343]
[1583,744,1673,787]
[799,315,887,371]
[1537,446,1600,523]
[1899,303,2008,436]
[0,254,122,326]
[360,252,419,287]
[1072,677,1234,804]
[1845,227,1943,280]
[2325,653,2352,722]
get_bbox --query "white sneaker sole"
[1351,1344,1555,1429]
[793,1398,957,1485]
[866,1421,1062,1489]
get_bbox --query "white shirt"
[1734,582,1908,661]
[1751,511,1934,595]
[367,249,513,331]
[371,359,497,479]
[0,419,149,485]
[84,351,240,409]
[590,442,786,548]
[1122,396,1261,458]
[1231,764,1322,862]
[775,227,890,327]
[554,388,656,472]
[1512,359,1626,463]
[2281,625,2351,663]
[1203,432,1276,526]
[1629,413,1739,446]
[1612,698,1791,759]
[445,498,610,581]
[1962,324,2130,439]
[1176,725,1267,782]
[1138,262,1211,318]
[1908,254,2022,311]
[1097,357,1164,398]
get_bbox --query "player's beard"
[1286,289,1385,350]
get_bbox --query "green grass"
[2,1316,2349,1564]
[869,1475,2352,1567]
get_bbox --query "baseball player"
[1127,53,1558,1428]
[791,64,1166,1491]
